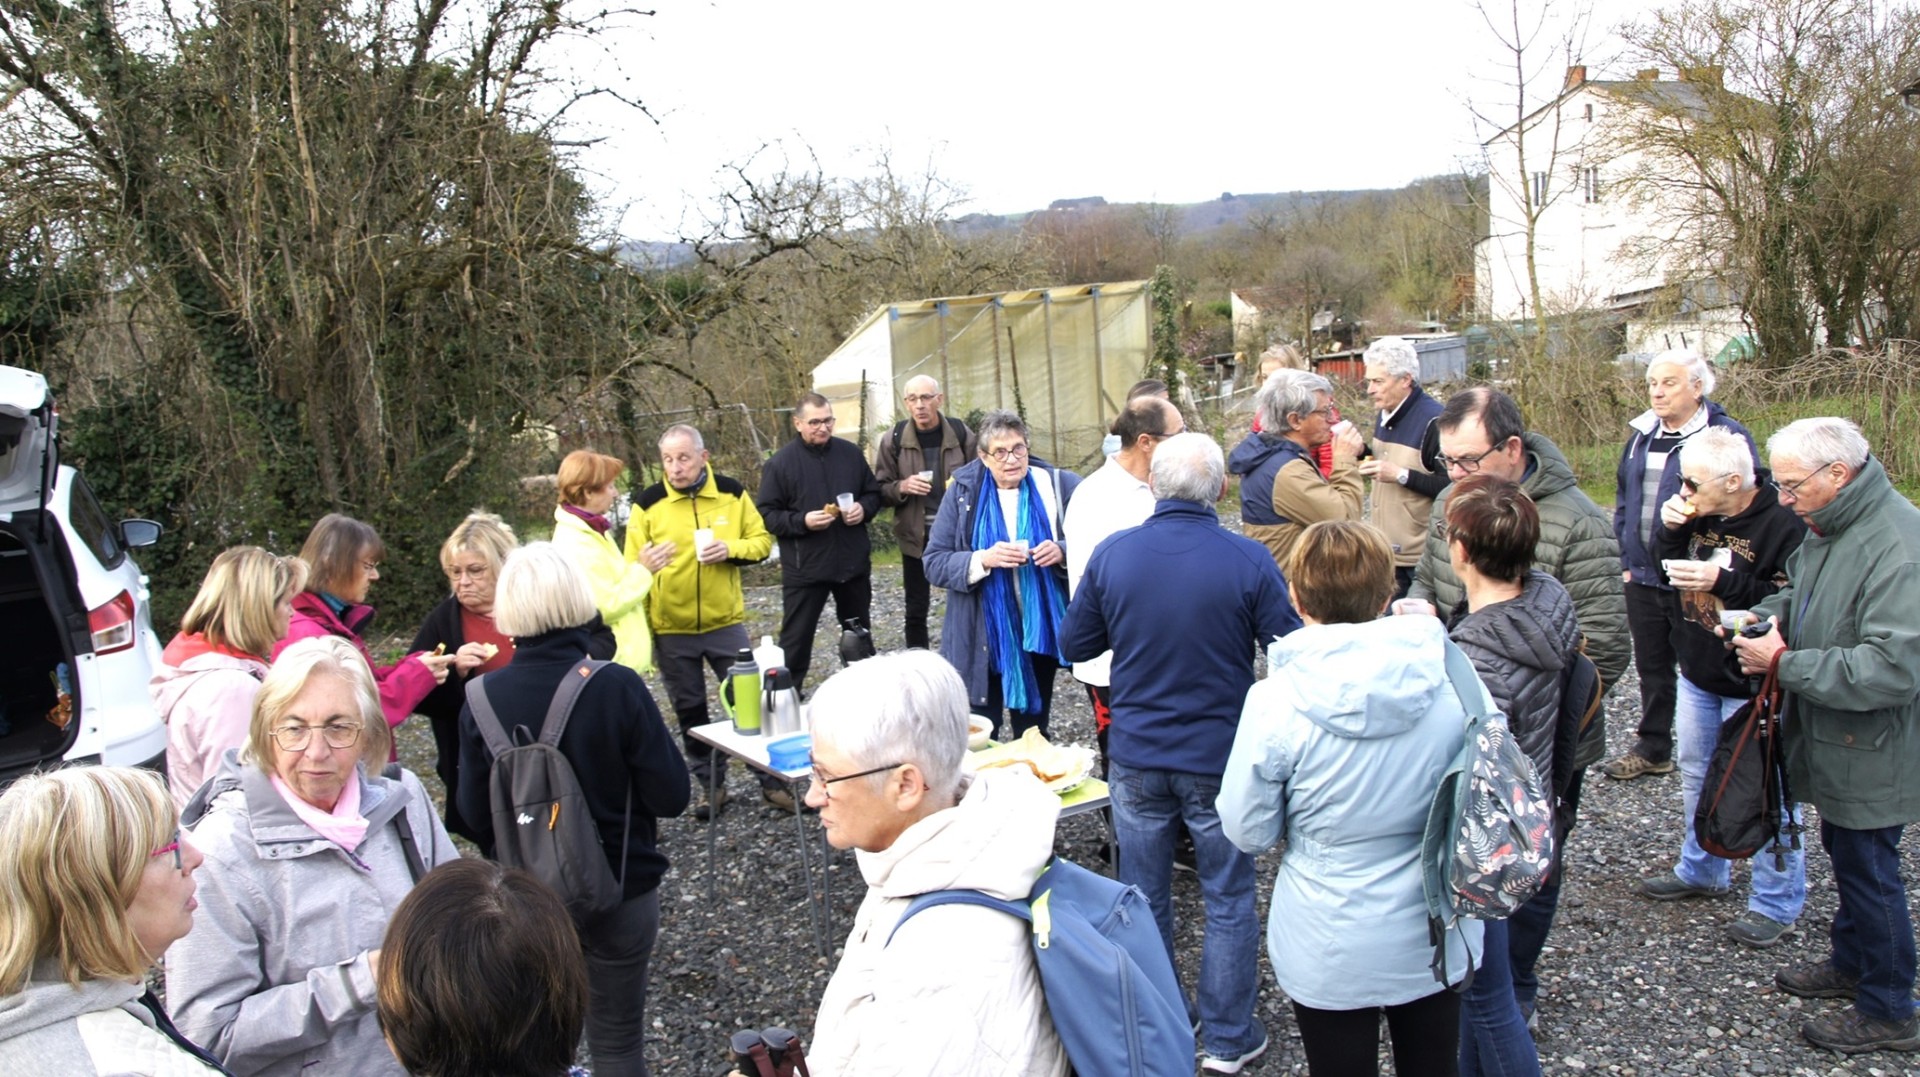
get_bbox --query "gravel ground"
[391,548,1920,1077]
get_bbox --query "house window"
[1584,103,1594,121]
[1531,171,1548,206]
[1581,166,1601,203]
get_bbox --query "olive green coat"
[1754,456,1920,830]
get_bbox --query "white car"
[0,365,167,780]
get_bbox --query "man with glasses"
[1730,418,1920,1054]
[757,393,883,703]
[870,375,977,650]
[1408,386,1627,1025]
[1227,368,1365,570]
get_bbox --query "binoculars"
[729,1026,810,1077]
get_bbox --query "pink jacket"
[151,633,269,808]
[275,593,438,750]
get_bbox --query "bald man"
[870,376,978,649]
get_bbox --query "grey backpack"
[466,662,630,923]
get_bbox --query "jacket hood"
[1269,616,1453,738]
[1808,455,1895,537]
[1447,570,1576,677]
[290,590,376,636]
[1520,431,1579,501]
[860,766,1060,903]
[0,962,141,1042]
[181,748,412,844]
[1227,431,1291,476]
[150,647,268,719]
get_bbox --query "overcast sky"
[564,0,1643,240]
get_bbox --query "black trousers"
[1292,989,1461,1077]
[901,552,932,650]
[778,573,872,695]
[981,652,1060,740]
[1624,581,1678,761]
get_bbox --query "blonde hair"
[0,766,176,991]
[556,450,625,508]
[1286,520,1397,625]
[299,514,384,597]
[247,636,391,770]
[180,546,308,658]
[439,511,519,588]
[493,542,599,638]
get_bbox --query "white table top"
[688,721,811,781]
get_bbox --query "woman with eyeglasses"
[0,766,228,1075]
[278,514,457,754]
[922,409,1080,739]
[166,637,459,1077]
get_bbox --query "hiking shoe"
[1201,1031,1268,1074]
[1173,841,1198,875]
[761,785,817,813]
[1801,1010,1920,1053]
[1601,751,1675,780]
[1637,873,1728,901]
[1776,959,1860,1000]
[692,783,730,822]
[1728,911,1798,949]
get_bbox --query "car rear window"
[66,474,126,569]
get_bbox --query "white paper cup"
[692,528,715,551]
[915,470,934,482]
[1391,598,1436,617]
[1332,419,1354,437]
[835,492,855,513]
[1009,538,1030,558]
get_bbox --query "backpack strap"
[888,419,909,463]
[536,661,634,890]
[885,888,1030,946]
[380,762,429,884]
[464,675,516,756]
[1439,637,1498,723]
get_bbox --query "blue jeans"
[1107,760,1263,1060]
[1509,770,1579,1010]
[1821,820,1917,1022]
[1673,674,1806,923]
[1460,918,1542,1077]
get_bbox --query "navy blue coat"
[1613,400,1757,587]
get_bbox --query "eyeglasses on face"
[985,444,1030,463]
[445,565,491,581]
[360,560,381,574]
[807,760,904,800]
[152,828,182,870]
[904,393,940,405]
[1777,463,1836,501]
[1297,406,1336,422]
[802,415,836,428]
[1436,445,1501,474]
[1680,473,1733,494]
[270,721,364,752]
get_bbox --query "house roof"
[1484,76,1733,145]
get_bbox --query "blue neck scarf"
[971,469,1067,711]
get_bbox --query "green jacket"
[625,466,773,636]
[1411,432,1629,767]
[1754,456,1920,829]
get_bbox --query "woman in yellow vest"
[552,449,654,673]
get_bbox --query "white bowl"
[967,715,993,751]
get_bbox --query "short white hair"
[1149,432,1224,503]
[1648,349,1717,398]
[1768,417,1870,473]
[659,424,705,451]
[1678,427,1755,490]
[495,542,599,637]
[902,374,940,396]
[1363,337,1419,381]
[807,651,967,804]
[1256,368,1333,433]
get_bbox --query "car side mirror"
[119,519,163,548]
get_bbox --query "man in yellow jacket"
[626,424,774,817]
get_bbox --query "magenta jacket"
[275,592,438,754]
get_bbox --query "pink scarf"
[270,771,370,852]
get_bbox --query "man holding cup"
[1226,368,1365,571]
[628,424,775,817]
[870,375,977,650]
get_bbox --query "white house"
[1475,65,1748,361]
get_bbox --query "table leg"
[791,780,826,957]
[705,764,720,906]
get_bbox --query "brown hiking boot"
[1801,1010,1920,1053]
[1601,750,1674,780]
[1775,959,1860,1000]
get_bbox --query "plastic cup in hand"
[1719,608,1753,633]
[835,492,855,514]
[1009,538,1030,561]
[1332,419,1355,437]
[1391,598,1436,617]
[915,469,934,483]
[693,528,715,553]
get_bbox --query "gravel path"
[393,553,1920,1077]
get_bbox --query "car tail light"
[89,590,136,655]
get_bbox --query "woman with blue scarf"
[924,410,1079,739]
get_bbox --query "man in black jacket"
[758,394,883,699]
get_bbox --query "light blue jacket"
[1219,614,1482,1009]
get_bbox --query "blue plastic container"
[766,732,811,773]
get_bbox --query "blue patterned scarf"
[971,468,1068,711]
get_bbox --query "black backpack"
[465,662,630,923]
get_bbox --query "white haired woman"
[802,650,1068,1075]
[1605,350,1758,781]
[922,409,1080,739]
[454,542,690,1077]
[0,766,226,1074]
[166,636,458,1077]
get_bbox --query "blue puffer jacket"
[1613,400,1756,587]
[923,458,1080,708]
[1218,615,1483,1009]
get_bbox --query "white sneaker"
[1201,1031,1268,1074]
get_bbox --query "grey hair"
[494,543,599,637]
[658,424,705,451]
[1648,349,1717,398]
[1149,432,1225,504]
[1256,369,1333,433]
[1768,417,1870,473]
[1679,427,1755,490]
[902,374,941,396]
[1363,337,1419,381]
[806,651,967,804]
[974,409,1029,450]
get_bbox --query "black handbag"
[1695,656,1800,866]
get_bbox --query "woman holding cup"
[923,409,1079,739]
